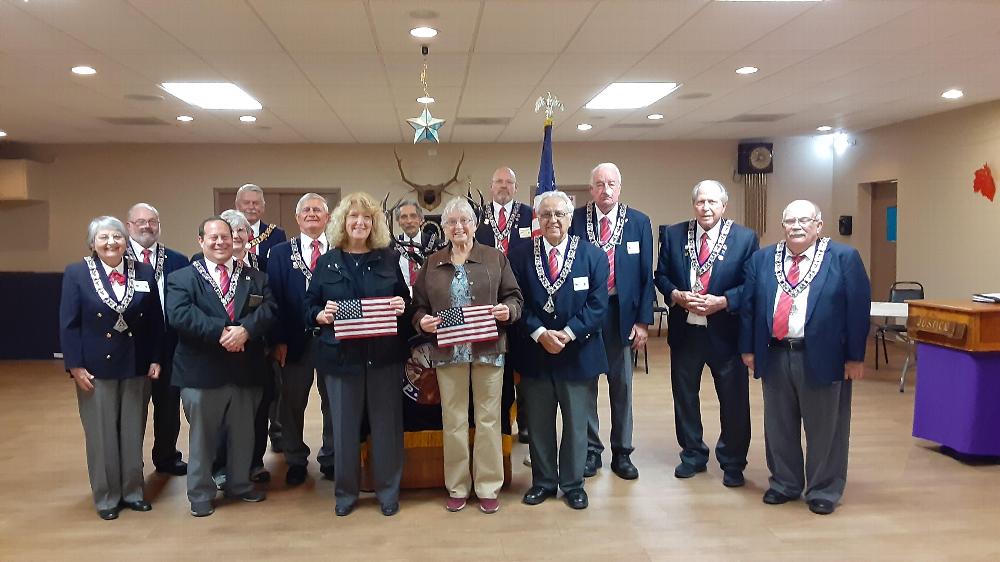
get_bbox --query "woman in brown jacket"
[412,197,523,514]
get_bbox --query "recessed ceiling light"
[71,66,97,75]
[584,82,680,110]
[577,123,593,131]
[416,96,435,104]
[176,115,194,122]
[239,115,257,123]
[816,125,832,132]
[0,130,7,138]
[647,113,664,120]
[161,82,262,110]
[735,66,758,75]
[941,88,964,100]
[410,27,438,39]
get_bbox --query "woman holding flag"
[412,197,523,515]
[304,192,411,517]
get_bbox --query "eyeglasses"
[781,217,817,227]
[95,233,125,243]
[538,211,569,220]
[443,218,474,228]
[129,219,159,228]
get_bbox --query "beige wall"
[832,99,1000,299]
[0,136,834,272]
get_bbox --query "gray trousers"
[323,363,404,509]
[76,376,151,511]
[181,385,262,503]
[521,373,591,493]
[588,297,634,455]
[278,338,335,468]
[762,347,853,503]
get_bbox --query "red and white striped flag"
[334,297,398,340]
[436,305,499,348]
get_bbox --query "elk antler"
[393,149,465,211]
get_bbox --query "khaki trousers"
[436,362,504,499]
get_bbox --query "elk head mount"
[394,149,465,211]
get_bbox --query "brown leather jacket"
[411,241,523,362]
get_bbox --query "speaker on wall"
[838,215,853,236]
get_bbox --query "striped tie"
[497,207,509,254]
[772,255,804,340]
[697,233,711,294]
[217,264,235,320]
[547,248,559,282]
[600,216,615,290]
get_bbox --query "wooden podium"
[906,300,1000,456]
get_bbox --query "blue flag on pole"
[532,120,557,236]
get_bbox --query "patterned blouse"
[432,263,503,368]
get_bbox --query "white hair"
[441,197,477,228]
[296,192,329,214]
[127,202,160,220]
[782,199,823,221]
[590,162,622,185]
[236,183,265,203]
[394,199,424,221]
[219,208,250,231]
[691,180,729,204]
[534,191,574,217]
[87,216,126,249]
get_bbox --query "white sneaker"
[522,453,532,467]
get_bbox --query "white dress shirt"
[397,231,421,287]
[129,238,165,314]
[772,243,816,339]
[686,220,722,327]
[207,259,233,291]
[531,236,576,342]
[249,221,261,254]
[101,259,127,301]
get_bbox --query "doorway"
[214,188,341,240]
[869,181,898,301]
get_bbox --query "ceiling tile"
[476,0,597,54]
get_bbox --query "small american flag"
[436,305,499,348]
[334,297,398,340]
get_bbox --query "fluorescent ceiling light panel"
[161,83,263,110]
[585,83,680,110]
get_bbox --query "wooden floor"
[1,337,998,561]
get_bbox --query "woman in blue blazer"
[59,216,164,520]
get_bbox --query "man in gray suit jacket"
[168,217,277,517]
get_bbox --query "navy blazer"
[655,221,759,358]
[253,222,287,273]
[59,257,164,379]
[303,248,414,376]
[475,201,534,257]
[267,239,318,362]
[127,243,189,376]
[739,240,871,385]
[167,260,277,389]
[509,236,609,381]
[569,203,654,344]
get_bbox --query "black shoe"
[564,488,588,510]
[249,466,271,483]
[320,465,336,481]
[522,486,557,506]
[97,508,119,520]
[286,465,307,486]
[228,490,266,503]
[610,454,639,480]
[808,498,835,515]
[380,502,400,516]
[673,462,707,479]
[517,428,530,444]
[190,501,214,517]
[762,488,796,505]
[155,460,188,476]
[722,470,745,488]
[120,500,152,512]
[335,503,355,516]
[584,451,602,478]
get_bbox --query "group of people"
[59,163,871,522]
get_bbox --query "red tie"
[310,239,321,271]
[407,247,419,285]
[600,216,616,290]
[217,264,235,320]
[497,207,509,254]
[773,255,804,340]
[141,248,152,264]
[547,248,559,282]
[109,271,125,286]
[697,233,711,295]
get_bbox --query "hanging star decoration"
[406,51,446,143]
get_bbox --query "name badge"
[133,280,151,292]
[627,241,640,255]
[518,227,531,238]
[573,276,589,291]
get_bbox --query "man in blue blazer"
[168,216,278,517]
[125,202,191,477]
[569,162,653,480]
[267,193,336,486]
[474,166,535,444]
[510,191,608,510]
[654,181,759,488]
[740,200,871,516]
